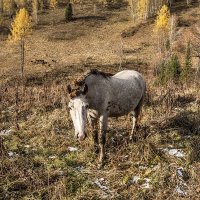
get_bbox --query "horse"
[67,69,146,168]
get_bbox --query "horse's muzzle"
[77,132,87,141]
[78,133,87,142]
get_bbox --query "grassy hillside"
[0,1,200,199]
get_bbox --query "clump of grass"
[187,137,200,164]
[1,54,200,199]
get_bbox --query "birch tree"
[154,5,170,53]
[8,8,32,79]
[32,0,38,24]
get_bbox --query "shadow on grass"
[0,26,10,36]
[157,111,200,135]
[72,15,106,21]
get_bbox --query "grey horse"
[67,69,146,167]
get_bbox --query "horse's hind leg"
[130,96,144,141]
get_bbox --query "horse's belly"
[107,96,141,117]
[108,104,133,117]
[109,111,129,117]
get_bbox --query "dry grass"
[1,68,200,199]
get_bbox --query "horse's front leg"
[98,114,107,168]
[88,114,99,153]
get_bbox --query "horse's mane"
[74,69,113,86]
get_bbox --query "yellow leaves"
[9,8,32,42]
[50,0,58,9]
[155,5,170,33]
[137,0,148,19]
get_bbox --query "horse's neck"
[86,75,111,89]
[85,75,112,108]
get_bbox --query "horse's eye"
[85,104,89,109]
[68,106,72,111]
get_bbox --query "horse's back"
[104,70,145,117]
[113,70,144,80]
[113,70,145,92]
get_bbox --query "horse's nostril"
[75,134,78,140]
[78,134,86,141]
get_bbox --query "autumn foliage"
[137,0,148,19]
[9,8,32,42]
[155,5,170,33]
[50,0,58,9]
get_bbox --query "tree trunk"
[32,0,39,25]
[129,0,135,21]
[186,0,191,6]
[39,0,44,10]
[20,39,25,79]
[93,3,97,15]
[32,0,38,25]
[0,0,3,14]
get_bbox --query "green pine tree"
[157,54,181,85]
[166,54,181,81]
[65,3,73,22]
[181,41,192,84]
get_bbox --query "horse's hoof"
[97,162,104,170]
[129,135,137,142]
[129,135,133,141]
[94,146,99,154]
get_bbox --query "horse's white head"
[67,84,89,141]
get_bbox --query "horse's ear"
[83,84,88,95]
[67,85,72,94]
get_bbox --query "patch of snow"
[49,155,57,159]
[58,170,64,175]
[102,194,109,199]
[124,155,129,159]
[68,147,78,152]
[75,165,85,171]
[130,176,152,189]
[94,180,110,192]
[0,129,12,136]
[175,186,187,196]
[99,178,105,182]
[163,148,185,158]
[141,178,151,189]
[139,166,147,170]
[8,152,14,157]
[184,135,192,138]
[141,182,150,189]
[177,168,184,178]
[131,176,140,183]
[94,179,112,194]
[169,149,185,157]
[111,137,115,143]
[152,165,159,171]
[174,108,184,111]
[8,151,18,157]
